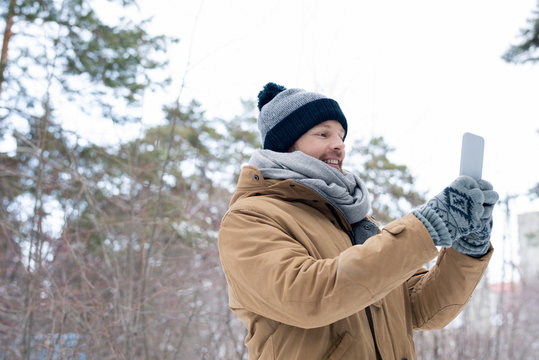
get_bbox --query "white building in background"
[518,211,539,282]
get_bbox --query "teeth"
[324,159,339,165]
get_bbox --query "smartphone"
[459,132,484,180]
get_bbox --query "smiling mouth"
[323,159,340,166]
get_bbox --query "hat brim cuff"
[263,98,347,152]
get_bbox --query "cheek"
[290,137,327,159]
[304,144,325,159]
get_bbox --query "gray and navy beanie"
[257,82,348,152]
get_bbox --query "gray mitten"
[413,175,485,247]
[453,179,499,257]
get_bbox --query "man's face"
[288,120,346,172]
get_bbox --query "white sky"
[135,0,539,282]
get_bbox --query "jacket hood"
[230,165,353,231]
[230,165,322,205]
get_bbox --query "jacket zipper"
[326,204,383,359]
[365,306,383,360]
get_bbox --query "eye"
[317,132,328,138]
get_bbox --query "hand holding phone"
[459,132,484,180]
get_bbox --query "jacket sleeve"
[407,245,493,330]
[218,198,439,329]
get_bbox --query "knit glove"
[413,176,485,247]
[452,179,499,257]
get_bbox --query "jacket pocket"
[326,332,354,360]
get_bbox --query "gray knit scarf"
[249,150,371,225]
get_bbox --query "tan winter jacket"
[218,166,492,360]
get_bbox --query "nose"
[331,134,345,151]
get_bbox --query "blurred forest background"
[1,1,538,359]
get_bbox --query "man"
[218,82,498,359]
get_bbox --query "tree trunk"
[0,0,16,96]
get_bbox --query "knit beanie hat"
[257,82,348,152]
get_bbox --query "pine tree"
[349,136,426,223]
[502,4,539,64]
[0,1,173,357]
